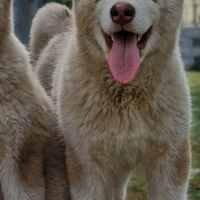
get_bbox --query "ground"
[127,71,200,200]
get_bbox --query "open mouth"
[102,27,152,84]
[103,27,152,52]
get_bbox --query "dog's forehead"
[73,0,184,12]
[98,0,183,5]
[73,0,183,4]
[73,0,151,9]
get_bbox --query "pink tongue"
[108,32,140,84]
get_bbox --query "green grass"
[126,72,200,200]
[187,72,200,200]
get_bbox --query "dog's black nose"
[110,3,135,26]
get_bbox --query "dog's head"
[73,0,184,84]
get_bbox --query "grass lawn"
[126,71,200,200]
[187,72,200,200]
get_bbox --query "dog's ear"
[0,0,14,44]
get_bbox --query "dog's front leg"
[66,145,115,200]
[114,171,131,200]
[68,165,115,200]
[143,139,191,200]
[44,132,70,200]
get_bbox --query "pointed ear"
[0,0,14,42]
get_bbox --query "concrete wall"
[14,0,43,46]
[180,28,200,70]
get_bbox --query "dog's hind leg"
[0,183,3,200]
[114,172,130,200]
[44,129,71,200]
[143,139,190,200]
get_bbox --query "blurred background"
[13,0,71,45]
[13,0,200,199]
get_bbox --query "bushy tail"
[29,2,72,66]
[0,0,13,50]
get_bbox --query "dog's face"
[73,0,183,84]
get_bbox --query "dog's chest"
[60,74,190,168]
[61,82,159,159]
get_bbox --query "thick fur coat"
[32,0,191,199]
[29,2,72,67]
[30,3,72,96]
[0,1,70,199]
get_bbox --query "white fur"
[0,1,69,199]
[95,0,159,61]
[33,0,191,199]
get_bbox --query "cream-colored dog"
[32,0,191,199]
[0,0,69,199]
